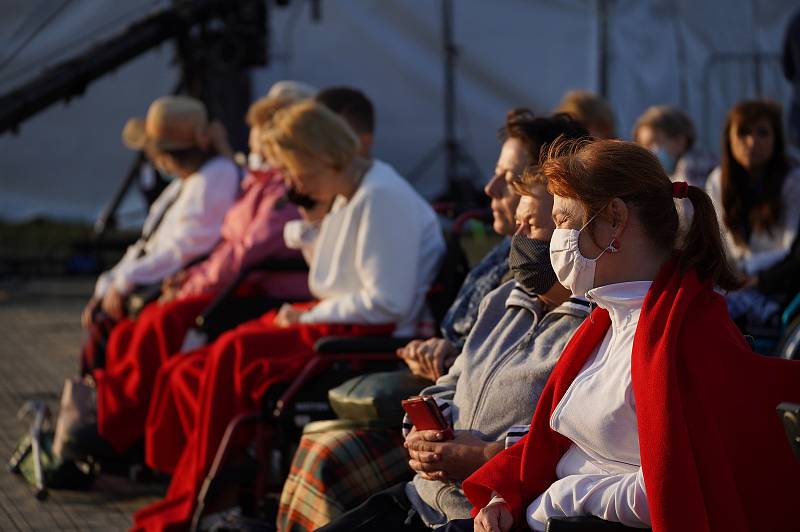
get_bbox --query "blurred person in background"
[633,104,717,189]
[554,90,616,139]
[83,93,310,462]
[706,100,800,328]
[133,98,445,531]
[79,96,239,373]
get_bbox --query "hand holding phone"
[401,395,453,438]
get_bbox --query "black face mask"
[285,187,317,209]
[508,233,558,295]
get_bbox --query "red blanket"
[463,258,800,531]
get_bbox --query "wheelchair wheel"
[777,315,800,360]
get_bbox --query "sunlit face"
[515,183,555,241]
[551,195,613,259]
[484,138,527,236]
[729,118,775,172]
[635,125,687,161]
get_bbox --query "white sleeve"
[283,219,318,264]
[111,168,236,293]
[299,189,423,325]
[526,469,650,530]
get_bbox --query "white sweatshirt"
[283,159,445,336]
[705,166,800,276]
[526,281,652,531]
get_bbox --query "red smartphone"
[401,395,452,437]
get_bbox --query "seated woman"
[80,96,240,372]
[633,105,716,189]
[401,108,560,382]
[133,100,446,531]
[705,100,800,328]
[314,166,592,532]
[278,114,589,532]
[448,139,800,531]
[88,94,308,457]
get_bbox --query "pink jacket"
[178,169,309,300]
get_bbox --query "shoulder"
[705,166,722,189]
[357,160,435,215]
[195,156,239,183]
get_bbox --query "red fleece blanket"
[463,259,800,531]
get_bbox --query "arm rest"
[196,256,309,330]
[546,517,651,532]
[313,336,419,354]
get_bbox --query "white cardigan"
[284,159,444,336]
[526,281,652,531]
[705,166,800,276]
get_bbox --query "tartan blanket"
[276,427,411,531]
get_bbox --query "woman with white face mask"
[442,139,800,532]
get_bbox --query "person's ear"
[608,197,628,235]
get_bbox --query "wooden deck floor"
[0,279,161,531]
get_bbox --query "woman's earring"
[608,237,620,253]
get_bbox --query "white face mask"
[549,211,616,296]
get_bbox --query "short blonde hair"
[245,96,294,128]
[555,90,615,138]
[262,100,359,172]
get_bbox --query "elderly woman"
[279,114,589,532]
[132,100,445,531]
[400,108,559,382]
[80,96,240,372]
[633,105,717,189]
[85,94,309,459]
[705,100,800,327]
[445,139,800,532]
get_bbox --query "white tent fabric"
[0,0,795,221]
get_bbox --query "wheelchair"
[188,213,494,530]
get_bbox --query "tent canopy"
[0,0,795,221]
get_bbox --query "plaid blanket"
[277,427,411,532]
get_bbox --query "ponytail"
[678,185,742,291]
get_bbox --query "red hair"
[543,138,740,290]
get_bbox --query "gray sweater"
[404,280,590,527]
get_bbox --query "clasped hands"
[396,338,458,382]
[404,428,503,483]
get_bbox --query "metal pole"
[597,0,610,98]
[442,0,456,187]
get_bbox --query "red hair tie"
[672,181,689,199]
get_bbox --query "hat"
[122,96,209,151]
[266,80,317,101]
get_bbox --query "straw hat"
[122,96,209,151]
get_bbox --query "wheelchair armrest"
[195,257,309,330]
[313,336,418,354]
[546,517,651,532]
